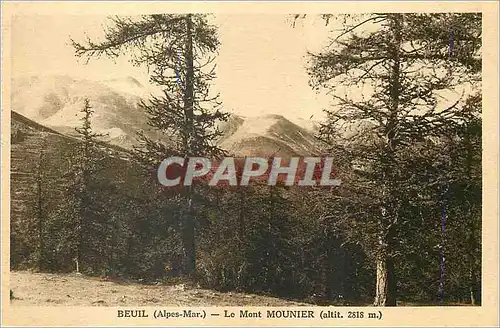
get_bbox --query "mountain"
[218,114,321,157]
[11,75,321,157]
[290,117,321,134]
[11,75,160,149]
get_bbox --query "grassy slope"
[10,271,473,307]
[10,271,307,306]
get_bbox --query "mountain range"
[11,75,321,157]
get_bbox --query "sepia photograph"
[1,1,498,327]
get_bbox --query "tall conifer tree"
[301,13,481,305]
[72,14,228,275]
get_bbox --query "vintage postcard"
[1,1,498,327]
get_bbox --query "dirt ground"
[9,271,307,306]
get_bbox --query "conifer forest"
[10,13,482,306]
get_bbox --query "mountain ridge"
[11,74,321,157]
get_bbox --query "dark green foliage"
[60,99,109,274]
[10,113,75,271]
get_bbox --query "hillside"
[11,111,85,223]
[10,271,307,306]
[10,111,148,270]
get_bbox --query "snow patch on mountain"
[219,114,320,156]
[11,75,152,149]
[99,76,160,98]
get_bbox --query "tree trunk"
[181,14,196,276]
[470,266,478,305]
[373,14,401,308]
[181,192,196,276]
[467,221,480,305]
[464,129,480,306]
[374,255,397,306]
[374,205,397,306]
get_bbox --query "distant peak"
[123,76,143,87]
[261,113,287,120]
[99,76,144,88]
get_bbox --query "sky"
[11,14,337,122]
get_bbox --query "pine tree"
[71,14,228,276]
[66,98,107,274]
[437,93,481,304]
[302,13,481,306]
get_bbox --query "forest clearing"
[10,271,307,306]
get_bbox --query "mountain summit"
[218,114,320,156]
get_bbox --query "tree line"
[11,13,481,306]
